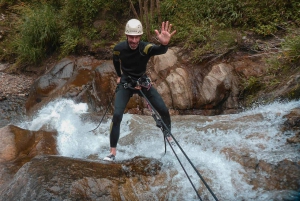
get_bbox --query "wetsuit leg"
[110,84,132,147]
[141,87,171,132]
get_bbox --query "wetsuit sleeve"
[113,49,122,77]
[146,44,168,56]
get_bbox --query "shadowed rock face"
[0,155,162,201]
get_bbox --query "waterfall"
[19,99,300,201]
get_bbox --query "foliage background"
[0,0,299,64]
[0,0,299,104]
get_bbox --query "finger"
[161,21,165,31]
[168,24,172,32]
[165,21,169,31]
[170,30,176,37]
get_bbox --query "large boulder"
[165,67,193,109]
[152,49,239,113]
[25,57,105,115]
[0,125,34,162]
[0,125,57,163]
[0,125,57,190]
[0,155,163,201]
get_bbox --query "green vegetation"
[0,0,128,67]
[12,4,59,66]
[0,0,298,105]
[241,76,265,105]
[282,33,300,63]
[59,27,81,57]
[0,0,299,71]
[240,32,300,105]
[287,85,300,100]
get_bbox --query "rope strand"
[89,93,115,132]
[138,88,219,201]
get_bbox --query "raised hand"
[154,21,176,45]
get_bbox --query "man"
[103,19,176,161]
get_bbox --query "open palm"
[155,21,176,45]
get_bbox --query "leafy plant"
[282,34,300,62]
[12,3,59,65]
[160,0,300,47]
[242,76,264,96]
[60,0,104,28]
[59,27,81,57]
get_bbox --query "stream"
[18,99,300,201]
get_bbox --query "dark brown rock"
[0,155,162,201]
[0,125,58,190]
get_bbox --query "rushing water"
[19,99,300,201]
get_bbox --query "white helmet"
[125,19,143,35]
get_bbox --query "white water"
[19,99,300,201]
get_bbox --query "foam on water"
[18,99,300,200]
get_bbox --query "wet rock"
[283,108,300,130]
[25,57,75,114]
[25,57,106,115]
[200,63,239,109]
[0,125,58,162]
[220,147,300,192]
[282,108,300,144]
[0,125,34,162]
[0,125,58,190]
[93,61,118,107]
[286,132,300,143]
[221,147,258,169]
[253,159,300,191]
[0,155,162,201]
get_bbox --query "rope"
[89,93,115,132]
[138,87,219,201]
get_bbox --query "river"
[18,99,300,201]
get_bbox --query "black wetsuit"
[110,40,171,148]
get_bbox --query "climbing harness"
[123,75,152,90]
[90,75,150,132]
[124,77,219,201]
